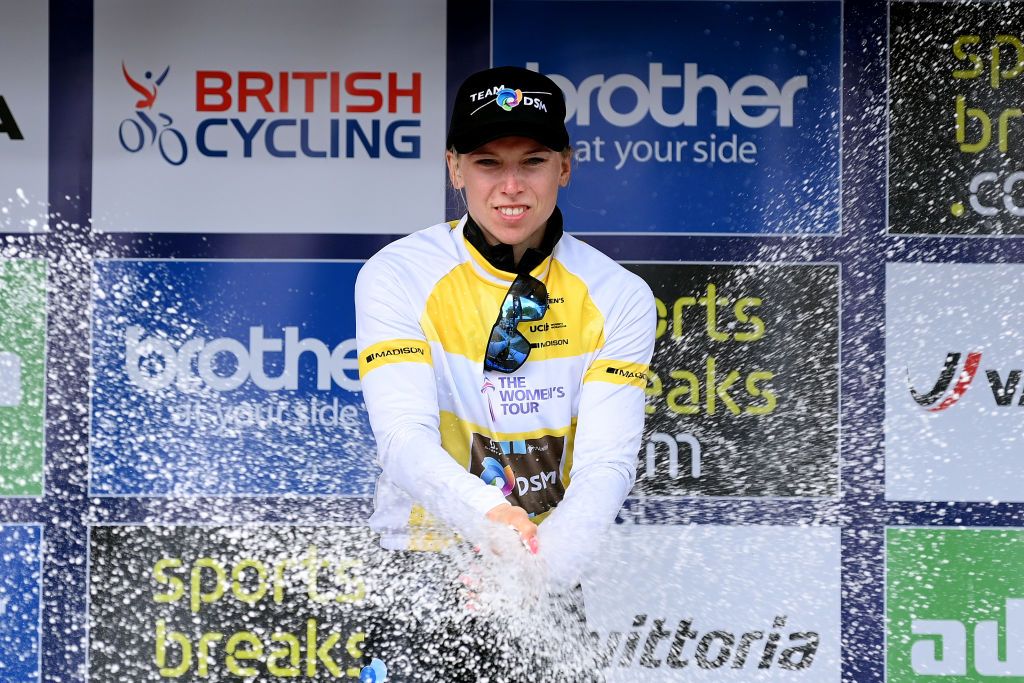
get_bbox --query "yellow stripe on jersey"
[358,338,432,377]
[585,359,650,388]
[407,505,457,551]
[421,259,606,363]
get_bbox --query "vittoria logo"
[364,347,425,363]
[909,351,1024,410]
[596,614,819,671]
[908,351,981,411]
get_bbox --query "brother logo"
[125,326,360,393]
[0,352,22,407]
[527,62,807,129]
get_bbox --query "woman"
[355,65,656,681]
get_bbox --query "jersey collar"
[462,206,564,275]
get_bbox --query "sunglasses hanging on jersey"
[484,273,549,374]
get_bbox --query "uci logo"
[528,323,550,333]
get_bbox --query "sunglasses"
[484,273,549,373]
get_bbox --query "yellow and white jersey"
[356,215,655,585]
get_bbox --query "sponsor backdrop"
[889,0,1024,235]
[629,263,840,498]
[0,525,42,683]
[90,260,372,496]
[886,528,1024,681]
[587,525,841,682]
[91,0,445,233]
[886,263,1024,502]
[493,0,843,234]
[89,525,377,682]
[0,259,46,497]
[0,0,48,232]
[0,0,1023,682]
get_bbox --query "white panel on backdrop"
[0,0,48,232]
[584,525,841,681]
[886,263,1024,502]
[92,0,445,233]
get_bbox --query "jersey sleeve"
[355,256,508,540]
[536,271,656,589]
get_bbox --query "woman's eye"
[525,156,547,166]
[475,158,499,167]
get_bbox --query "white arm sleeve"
[536,275,656,589]
[355,258,508,539]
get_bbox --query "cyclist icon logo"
[119,61,188,166]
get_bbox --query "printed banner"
[585,525,841,681]
[627,263,840,497]
[493,0,842,234]
[0,0,48,232]
[0,259,45,497]
[889,1,1024,235]
[886,528,1024,681]
[92,0,445,233]
[88,525,379,682]
[0,525,41,683]
[886,263,1024,502]
[90,260,375,496]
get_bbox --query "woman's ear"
[446,150,463,189]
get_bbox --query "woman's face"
[447,136,571,254]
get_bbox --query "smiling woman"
[354,64,656,682]
[446,137,572,263]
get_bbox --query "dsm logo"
[120,62,188,166]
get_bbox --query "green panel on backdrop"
[887,528,1024,682]
[0,259,45,496]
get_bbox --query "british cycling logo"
[120,62,188,166]
[360,657,387,682]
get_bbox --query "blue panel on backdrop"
[0,526,41,682]
[90,260,377,496]
[493,0,842,234]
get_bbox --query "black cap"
[446,66,569,153]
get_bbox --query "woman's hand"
[485,503,539,554]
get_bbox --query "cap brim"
[448,121,568,154]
